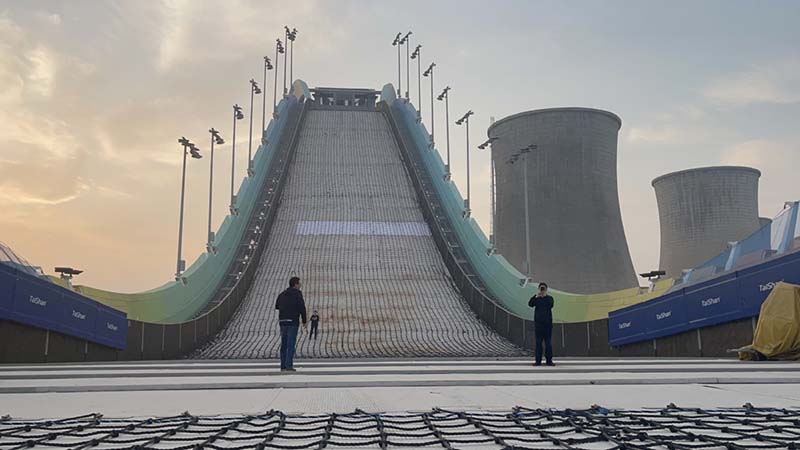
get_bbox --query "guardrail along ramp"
[194,106,522,358]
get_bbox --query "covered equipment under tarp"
[738,282,800,361]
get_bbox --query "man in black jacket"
[275,276,307,372]
[528,282,555,366]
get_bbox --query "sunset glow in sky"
[1,1,799,292]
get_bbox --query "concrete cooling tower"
[489,107,638,294]
[652,166,762,278]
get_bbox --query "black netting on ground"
[1,405,799,449]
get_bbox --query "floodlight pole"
[438,87,452,178]
[176,139,189,279]
[412,45,421,120]
[274,39,283,115]
[522,154,531,276]
[262,57,271,138]
[465,116,471,214]
[393,33,402,98]
[206,129,217,252]
[456,110,474,216]
[289,28,296,88]
[507,144,537,276]
[230,105,241,214]
[247,79,259,176]
[404,32,412,99]
[283,27,289,95]
[423,63,435,147]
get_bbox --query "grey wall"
[489,108,638,294]
[652,166,761,278]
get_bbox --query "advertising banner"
[95,303,128,349]
[12,275,64,333]
[0,264,16,319]
[609,251,800,346]
[5,268,128,349]
[60,291,98,342]
[684,278,741,327]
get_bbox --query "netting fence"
[2,404,799,449]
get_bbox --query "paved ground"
[192,109,522,359]
[2,358,799,419]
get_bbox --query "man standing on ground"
[528,282,555,366]
[275,276,307,372]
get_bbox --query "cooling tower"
[489,107,638,294]
[652,166,761,278]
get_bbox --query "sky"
[1,0,799,293]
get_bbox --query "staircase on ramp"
[193,106,523,359]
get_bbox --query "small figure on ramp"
[310,310,320,339]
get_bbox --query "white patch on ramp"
[295,221,431,236]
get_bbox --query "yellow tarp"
[739,282,800,361]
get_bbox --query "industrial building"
[652,166,762,278]
[488,107,638,294]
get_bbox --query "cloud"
[625,125,679,143]
[721,139,800,213]
[0,182,90,206]
[704,59,800,105]
[33,11,62,26]
[24,45,56,97]
[154,0,344,73]
[720,139,792,169]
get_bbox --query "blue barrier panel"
[641,291,690,341]
[737,252,800,316]
[12,275,64,333]
[61,291,98,342]
[0,264,17,319]
[95,303,128,349]
[610,251,800,346]
[684,277,741,328]
[5,267,129,349]
[608,304,646,345]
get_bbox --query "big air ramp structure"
[194,89,522,358]
[19,83,770,362]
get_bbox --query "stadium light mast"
[455,110,474,217]
[288,27,297,88]
[176,137,202,281]
[247,78,262,177]
[400,31,412,99]
[206,128,225,253]
[423,62,436,147]
[261,56,273,140]
[478,136,498,244]
[274,39,284,115]
[392,33,402,98]
[282,26,290,95]
[230,104,244,215]
[437,86,451,179]
[505,143,538,276]
[411,44,422,120]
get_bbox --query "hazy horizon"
[1,1,799,293]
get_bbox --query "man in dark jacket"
[275,276,307,371]
[528,282,555,366]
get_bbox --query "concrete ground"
[1,357,799,419]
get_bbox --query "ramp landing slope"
[193,109,523,358]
